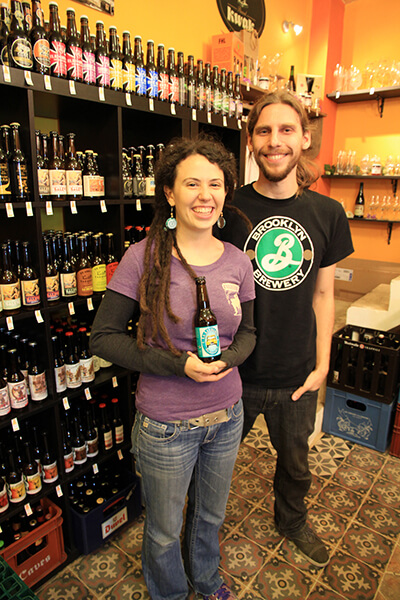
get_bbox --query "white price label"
[24,503,33,516]
[191,108,197,121]
[2,65,11,82]
[136,198,142,211]
[44,75,52,90]
[93,463,99,475]
[117,449,123,460]
[63,397,70,410]
[125,92,132,106]
[24,70,33,86]
[11,418,20,432]
[84,387,92,400]
[5,203,14,218]
[112,376,118,387]
[87,297,94,311]
[25,201,33,216]
[100,199,107,212]
[207,111,212,124]
[56,485,63,497]
[149,98,155,112]
[170,102,176,115]
[70,200,77,214]
[46,201,53,215]
[99,87,105,101]
[35,310,44,323]
[223,116,228,128]
[68,302,75,315]
[6,317,14,331]
[69,80,77,95]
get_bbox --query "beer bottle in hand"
[194,276,221,362]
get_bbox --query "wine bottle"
[354,182,365,219]
[41,430,58,483]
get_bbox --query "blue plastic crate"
[322,387,397,452]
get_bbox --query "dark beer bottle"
[134,35,146,96]
[211,65,221,114]
[6,448,26,503]
[64,330,81,388]
[220,68,229,116]
[28,340,47,401]
[22,440,42,495]
[95,20,110,88]
[0,242,21,315]
[157,43,169,102]
[0,135,12,202]
[60,419,74,473]
[7,347,28,409]
[85,407,98,458]
[10,122,29,201]
[30,0,50,74]
[76,235,93,297]
[48,130,66,200]
[48,1,66,78]
[167,47,179,104]
[194,276,221,362]
[109,25,122,92]
[204,64,212,112]
[196,59,205,111]
[65,132,83,200]
[44,237,60,303]
[60,235,77,299]
[0,4,10,66]
[22,1,31,33]
[52,334,66,393]
[186,54,196,109]
[227,71,235,117]
[98,402,113,452]
[122,30,135,93]
[80,15,95,85]
[234,73,243,120]
[66,7,82,82]
[111,397,124,445]
[177,51,186,106]
[20,240,41,310]
[91,233,107,293]
[71,416,87,465]
[35,130,50,199]
[146,39,158,99]
[7,0,33,70]
[354,182,365,219]
[105,232,118,284]
[41,430,59,483]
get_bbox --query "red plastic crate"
[0,498,67,588]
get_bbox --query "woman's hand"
[184,351,232,383]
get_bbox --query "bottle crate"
[0,556,39,600]
[322,387,397,452]
[70,470,141,555]
[0,498,67,589]
[328,325,400,404]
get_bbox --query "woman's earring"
[217,212,226,229]
[164,206,177,230]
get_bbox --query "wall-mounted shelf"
[347,218,399,245]
[323,174,400,194]
[326,85,400,117]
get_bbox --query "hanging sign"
[216,0,265,36]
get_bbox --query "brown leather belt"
[169,407,231,428]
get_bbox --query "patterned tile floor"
[35,421,400,600]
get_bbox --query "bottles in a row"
[36,129,105,201]
[0,331,47,415]
[0,3,244,118]
[0,498,51,553]
[52,323,95,392]
[122,143,163,198]
[0,121,29,202]
[68,465,127,515]
[0,239,40,314]
[124,223,149,248]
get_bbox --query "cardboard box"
[211,33,244,75]
[334,258,400,303]
[234,29,259,62]
[297,73,323,100]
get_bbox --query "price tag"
[149,98,155,112]
[223,116,228,128]
[99,87,105,101]
[24,503,33,516]
[246,82,250,92]
[136,198,142,211]
[92,463,99,475]
[68,301,75,315]
[112,376,118,388]
[335,91,341,99]
[100,199,107,212]
[84,387,92,400]
[207,111,212,124]
[24,70,34,86]
[44,75,52,90]
[191,108,197,121]
[170,102,176,115]
[0,526,2,534]
[237,119,242,130]
[6,316,14,331]
[2,65,11,82]
[56,485,63,497]
[87,297,94,311]
[369,87,375,95]
[125,92,132,106]
[63,397,70,410]
[46,201,53,215]
[25,201,33,216]
[5,203,14,218]
[117,449,123,461]
[70,200,77,214]
[11,418,20,432]
[35,310,44,323]
[69,80,77,95]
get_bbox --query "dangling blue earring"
[165,206,177,230]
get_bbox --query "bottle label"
[0,485,9,513]
[66,361,81,388]
[82,50,96,84]
[114,424,124,445]
[10,38,33,69]
[1,45,9,67]
[235,99,243,119]
[205,88,212,112]
[229,97,236,117]
[123,175,133,197]
[77,267,93,296]
[169,75,179,103]
[147,69,158,97]
[64,451,74,473]
[83,175,104,197]
[110,58,123,90]
[195,325,221,359]
[55,364,67,393]
[187,82,196,108]
[38,167,50,195]
[0,385,10,416]
[24,471,42,494]
[60,272,77,297]
[0,163,12,196]
[1,282,21,311]
[66,170,83,195]
[197,84,205,110]
[135,66,147,95]
[72,443,87,464]
[222,94,229,115]
[106,261,119,284]
[145,177,155,196]
[21,279,41,307]
[354,205,364,217]
[13,162,29,197]
[29,372,47,401]
[66,45,83,80]
[96,54,110,87]
[7,478,26,503]
[123,62,135,92]
[49,169,67,195]
[80,356,95,382]
[33,38,50,69]
[158,72,169,101]
[92,264,107,293]
[213,90,222,113]
[46,273,60,301]
[42,460,58,483]
[50,40,67,77]
[103,429,113,451]
[86,436,99,457]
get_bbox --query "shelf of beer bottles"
[0,396,59,431]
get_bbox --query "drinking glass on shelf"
[368,195,377,219]
[360,154,370,175]
[379,195,389,220]
[346,151,357,175]
[336,150,347,175]
[393,196,400,220]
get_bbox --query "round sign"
[216,0,265,36]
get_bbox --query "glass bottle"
[145,144,155,197]
[48,1,66,78]
[167,47,179,104]
[43,236,60,303]
[234,73,243,120]
[220,68,228,116]
[122,30,134,93]
[7,0,33,70]
[48,130,66,200]
[18,337,29,394]
[109,25,122,92]
[41,430,58,483]
[212,65,221,114]
[91,233,107,293]
[20,240,41,309]
[134,35,146,96]
[76,235,93,297]
[80,15,95,85]
[60,420,74,473]
[146,39,158,99]
[196,59,205,111]
[6,448,26,503]
[30,0,50,74]
[288,64,296,92]
[79,326,94,383]
[64,330,81,388]
[122,150,132,198]
[65,132,83,200]
[204,62,212,113]
[52,334,66,393]
[194,276,221,362]
[105,232,118,284]
[0,3,10,66]
[132,152,146,197]
[0,135,12,202]
[98,402,113,452]
[186,54,196,109]
[66,7,82,82]
[0,372,10,417]
[85,407,98,458]
[10,122,29,201]
[35,130,50,199]
[354,182,365,219]
[60,235,77,299]
[0,242,21,315]
[177,51,186,106]
[22,440,42,495]
[22,0,31,33]
[111,397,124,445]
[7,347,28,409]
[31,425,42,473]
[157,43,169,102]
[28,340,47,401]
[95,20,110,88]
[71,416,87,465]
[227,71,235,117]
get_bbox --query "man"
[219,90,354,568]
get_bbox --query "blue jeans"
[242,384,318,537]
[131,400,243,600]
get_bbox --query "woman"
[90,136,256,600]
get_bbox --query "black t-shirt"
[218,184,354,387]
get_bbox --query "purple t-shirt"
[108,239,255,421]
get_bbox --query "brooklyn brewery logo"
[244,216,314,291]
[216,0,266,36]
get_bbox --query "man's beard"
[253,150,299,183]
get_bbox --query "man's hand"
[184,351,232,383]
[291,367,328,401]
